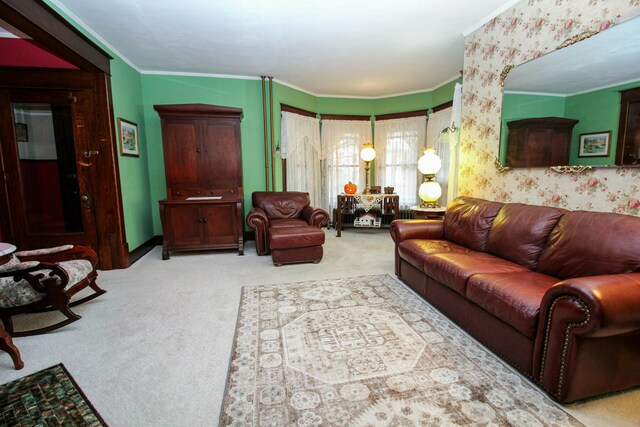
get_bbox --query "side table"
[0,242,24,369]
[410,206,446,220]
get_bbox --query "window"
[374,116,426,207]
[321,120,372,214]
[280,112,322,207]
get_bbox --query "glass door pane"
[13,102,83,234]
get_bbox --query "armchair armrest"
[389,219,444,243]
[246,207,270,255]
[15,245,98,267]
[533,273,640,401]
[301,205,329,227]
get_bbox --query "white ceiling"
[45,0,519,98]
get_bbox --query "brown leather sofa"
[246,192,329,256]
[390,196,640,403]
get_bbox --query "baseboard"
[128,235,162,266]
[128,233,253,267]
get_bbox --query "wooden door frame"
[0,0,128,269]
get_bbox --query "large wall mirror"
[499,16,640,169]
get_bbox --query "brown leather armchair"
[246,192,329,255]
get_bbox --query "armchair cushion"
[252,191,310,219]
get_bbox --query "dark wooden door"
[165,203,202,247]
[203,119,241,191]
[202,203,238,245]
[161,118,200,197]
[0,88,98,249]
[616,87,640,166]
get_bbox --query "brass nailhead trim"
[539,295,591,399]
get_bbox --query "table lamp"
[417,148,442,207]
[360,143,376,194]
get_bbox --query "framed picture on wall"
[578,131,611,157]
[118,118,139,157]
[15,123,28,142]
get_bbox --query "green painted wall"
[110,59,154,250]
[565,81,640,165]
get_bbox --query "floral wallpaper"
[460,0,640,215]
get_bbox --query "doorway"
[0,0,129,269]
[1,88,97,248]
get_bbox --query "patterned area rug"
[221,274,583,426]
[0,363,106,426]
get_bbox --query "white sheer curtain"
[374,116,426,207]
[426,104,458,207]
[280,112,322,207]
[321,119,372,215]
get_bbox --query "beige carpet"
[1,230,638,426]
[221,274,583,426]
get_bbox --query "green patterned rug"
[0,363,106,426]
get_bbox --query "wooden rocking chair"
[0,245,105,337]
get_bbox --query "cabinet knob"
[196,148,201,153]
[203,218,207,222]
[196,191,201,195]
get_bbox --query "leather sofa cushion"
[423,252,527,296]
[467,271,558,338]
[398,240,471,271]
[270,226,325,250]
[444,197,504,252]
[252,191,310,219]
[487,204,565,270]
[270,218,309,229]
[537,211,640,279]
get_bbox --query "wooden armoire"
[506,117,579,167]
[155,104,244,259]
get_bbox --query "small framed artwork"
[15,123,28,142]
[578,131,611,157]
[118,118,139,157]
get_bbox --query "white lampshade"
[418,148,442,175]
[360,144,376,162]
[419,181,442,204]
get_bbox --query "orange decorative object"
[344,182,357,194]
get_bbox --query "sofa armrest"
[389,219,444,243]
[246,207,270,255]
[301,205,329,227]
[533,273,640,401]
[540,273,640,338]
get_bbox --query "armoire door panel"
[203,120,241,189]
[202,203,237,244]
[165,204,201,247]
[163,119,200,191]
